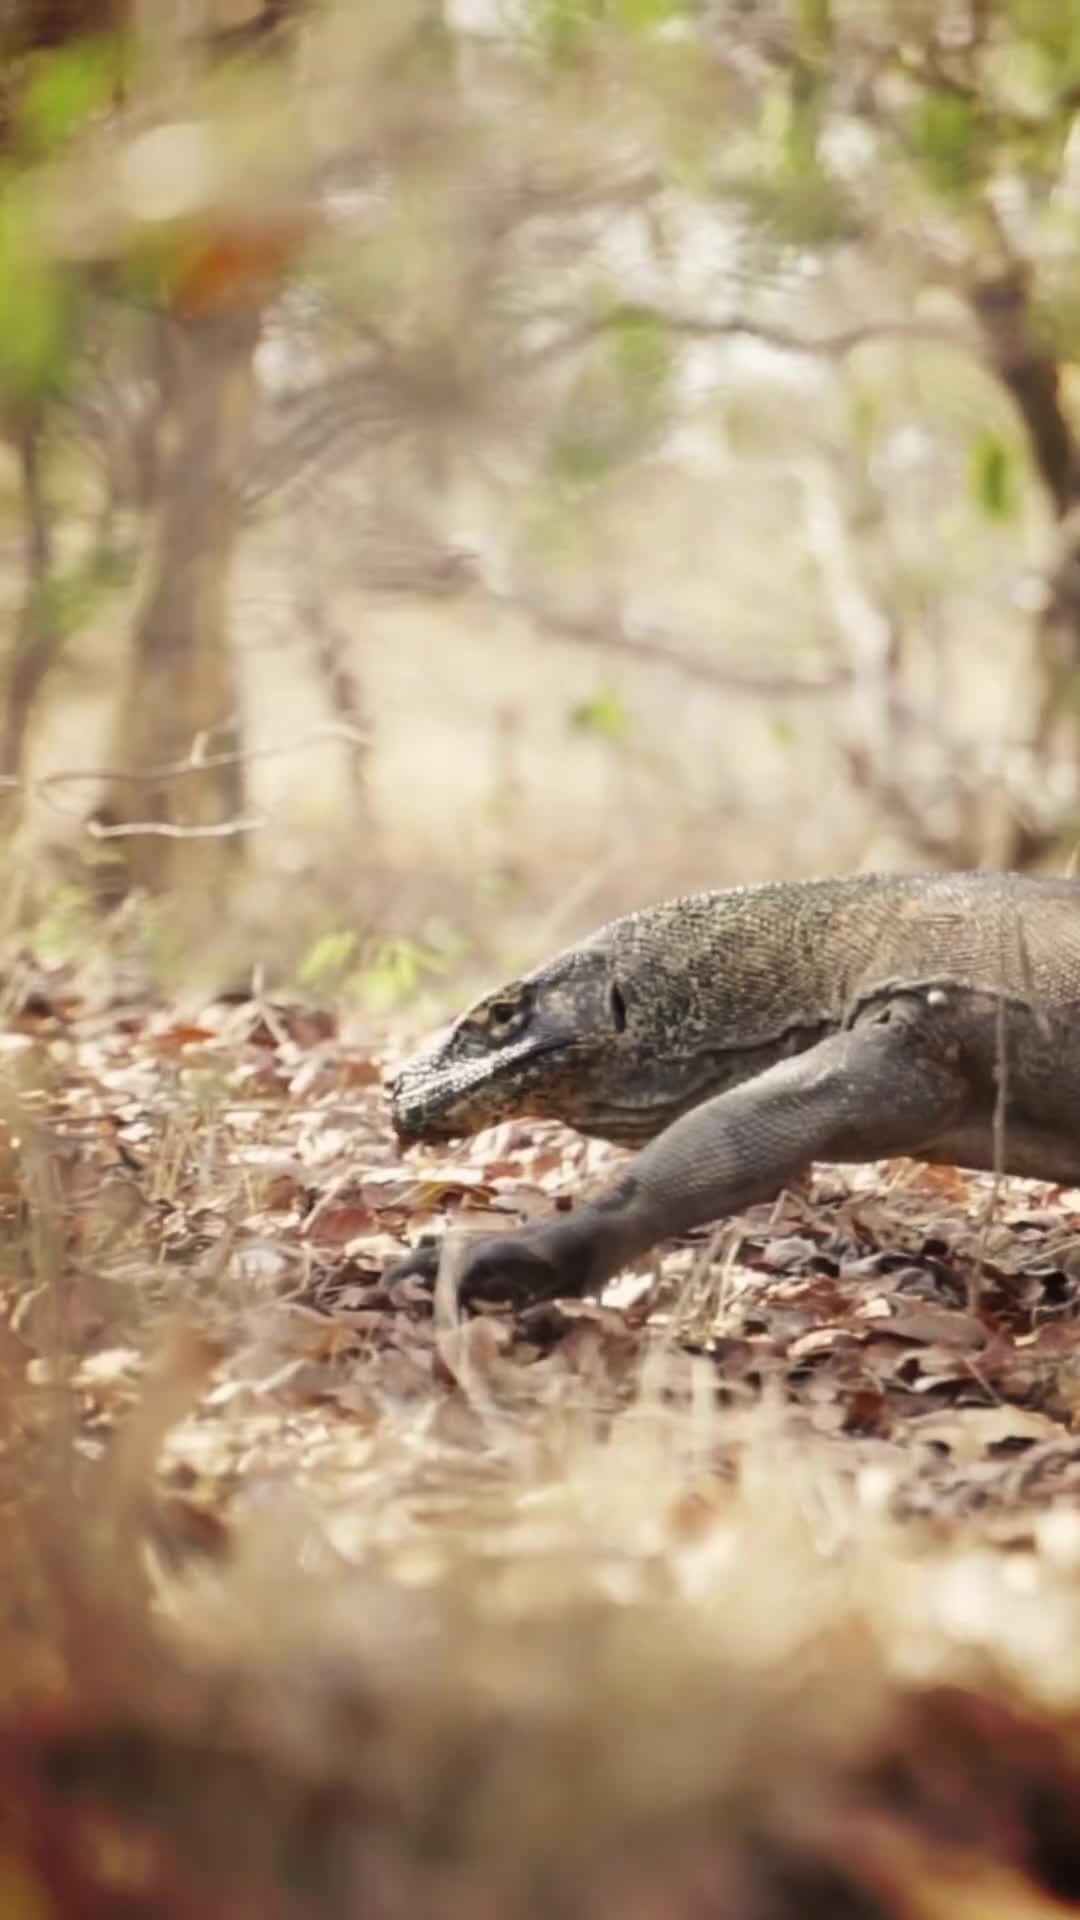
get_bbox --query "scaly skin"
[387,872,1080,1309]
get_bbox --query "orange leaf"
[152,1024,216,1053]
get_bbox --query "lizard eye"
[488,998,521,1030]
[471,989,533,1042]
[609,981,627,1033]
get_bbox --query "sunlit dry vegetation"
[7,0,1080,1913]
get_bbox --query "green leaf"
[298,929,359,989]
[31,885,95,961]
[550,437,613,489]
[611,0,690,28]
[754,77,853,244]
[606,303,672,397]
[0,192,71,399]
[848,384,881,459]
[911,92,983,196]
[1007,0,1080,73]
[795,0,831,60]
[533,0,601,59]
[983,36,1058,118]
[356,937,448,1015]
[969,429,1021,522]
[769,714,798,749]
[569,689,631,740]
[19,38,117,153]
[533,0,686,56]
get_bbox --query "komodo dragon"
[387,873,1080,1308]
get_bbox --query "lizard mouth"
[390,1032,580,1147]
[392,1111,463,1148]
[388,1078,467,1145]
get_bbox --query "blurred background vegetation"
[5,0,1080,1003]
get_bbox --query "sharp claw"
[385,1226,579,1315]
[384,1242,441,1294]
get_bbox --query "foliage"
[354,931,459,1014]
[297,926,359,992]
[969,428,1023,523]
[0,182,72,400]
[17,35,117,153]
[10,0,1080,897]
[569,689,632,742]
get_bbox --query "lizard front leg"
[386,1000,971,1310]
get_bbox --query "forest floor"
[5,951,1080,1916]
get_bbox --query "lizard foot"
[385,1223,589,1313]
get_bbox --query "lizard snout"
[387,1065,460,1147]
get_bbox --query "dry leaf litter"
[4,955,1080,1913]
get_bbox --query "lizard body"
[388,874,1080,1307]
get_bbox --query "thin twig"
[5,722,369,797]
[512,306,971,377]
[86,814,266,841]
[482,582,846,697]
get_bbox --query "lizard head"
[389,899,744,1149]
[390,946,622,1145]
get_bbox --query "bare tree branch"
[796,459,900,763]
[241,360,411,517]
[971,268,1079,517]
[479,581,848,697]
[12,722,369,797]
[5,727,370,846]
[511,306,973,377]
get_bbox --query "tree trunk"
[0,410,60,798]
[98,304,260,900]
[970,269,1080,860]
